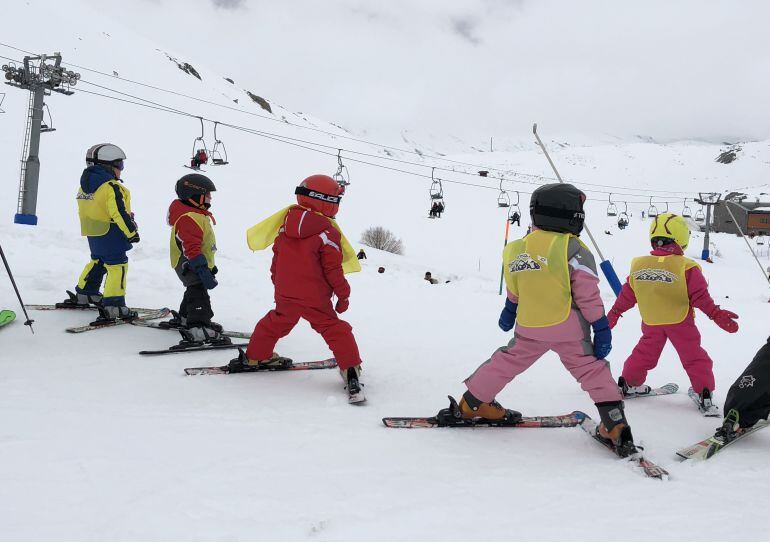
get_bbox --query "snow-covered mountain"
[1,2,770,541]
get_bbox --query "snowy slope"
[2,2,770,542]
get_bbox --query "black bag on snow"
[724,337,770,428]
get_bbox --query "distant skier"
[454,183,637,456]
[429,202,439,218]
[357,248,367,260]
[424,271,438,284]
[190,148,208,170]
[166,173,230,347]
[232,175,365,401]
[436,201,445,218]
[61,144,140,322]
[509,210,520,227]
[607,213,739,414]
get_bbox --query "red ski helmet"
[295,174,344,217]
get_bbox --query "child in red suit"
[230,175,364,401]
[609,213,738,414]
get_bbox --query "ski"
[579,416,669,480]
[623,383,679,399]
[184,358,338,376]
[676,420,770,461]
[65,308,171,333]
[382,397,586,428]
[139,342,249,356]
[0,309,16,328]
[688,387,720,417]
[27,303,158,313]
[129,318,251,339]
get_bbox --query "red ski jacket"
[271,206,350,307]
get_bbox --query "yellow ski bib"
[503,229,574,328]
[629,254,699,325]
[170,212,217,269]
[246,206,361,274]
[77,181,133,237]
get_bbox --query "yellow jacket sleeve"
[99,181,137,238]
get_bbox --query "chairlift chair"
[429,168,443,200]
[682,198,692,218]
[333,149,351,188]
[210,121,229,166]
[606,193,618,217]
[618,202,629,228]
[648,196,659,218]
[694,207,705,223]
[497,180,510,208]
[40,103,56,133]
[185,117,209,171]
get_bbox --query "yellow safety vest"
[76,181,133,237]
[169,211,217,269]
[503,229,574,328]
[629,254,699,325]
[246,206,361,274]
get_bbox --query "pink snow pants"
[464,334,622,404]
[622,318,714,393]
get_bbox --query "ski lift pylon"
[332,149,351,188]
[210,121,229,166]
[606,193,618,217]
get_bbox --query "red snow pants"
[621,317,715,393]
[246,300,362,370]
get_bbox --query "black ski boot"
[91,305,138,325]
[618,376,651,397]
[596,401,637,458]
[177,325,231,348]
[340,365,366,404]
[56,290,102,309]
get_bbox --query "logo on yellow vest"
[631,268,677,283]
[509,253,542,273]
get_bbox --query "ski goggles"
[295,186,342,204]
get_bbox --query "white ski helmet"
[86,143,126,167]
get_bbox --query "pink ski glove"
[607,308,623,330]
[709,307,739,333]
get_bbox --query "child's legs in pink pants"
[667,319,715,393]
[621,324,667,386]
[464,335,549,403]
[551,340,623,403]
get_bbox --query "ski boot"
[714,408,740,443]
[340,364,366,404]
[690,387,720,417]
[91,304,138,325]
[177,325,232,348]
[618,376,651,397]
[56,290,103,309]
[158,310,187,330]
[227,349,292,373]
[434,394,521,426]
[596,401,637,458]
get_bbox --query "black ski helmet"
[176,173,216,203]
[529,183,586,235]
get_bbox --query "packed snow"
[1,2,770,541]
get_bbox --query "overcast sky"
[87,0,770,142]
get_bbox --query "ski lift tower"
[2,53,80,225]
[695,192,722,261]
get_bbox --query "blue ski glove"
[591,316,612,359]
[498,299,518,332]
[189,254,218,290]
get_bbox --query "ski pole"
[498,216,511,295]
[0,242,35,333]
[532,124,623,296]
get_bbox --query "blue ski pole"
[532,124,622,296]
